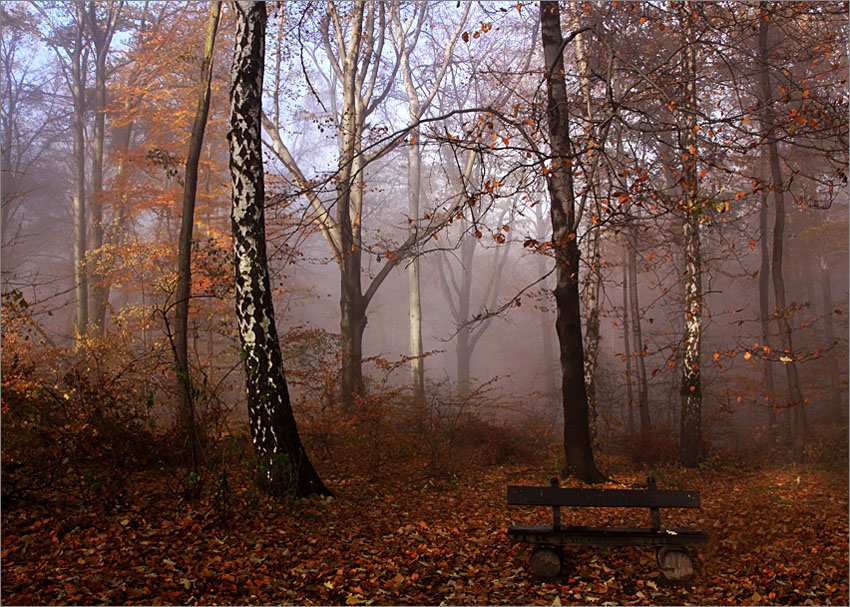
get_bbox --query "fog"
[2,1,847,464]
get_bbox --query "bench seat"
[507,524,709,547]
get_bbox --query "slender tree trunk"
[537,252,558,402]
[678,1,703,467]
[622,255,635,435]
[400,42,425,401]
[71,9,88,340]
[570,0,601,439]
[534,204,558,403]
[175,0,220,467]
[758,176,778,428]
[628,238,651,432]
[406,128,425,400]
[819,253,843,423]
[583,226,601,438]
[540,0,606,483]
[758,4,807,462]
[229,0,330,497]
[88,25,106,330]
[456,325,471,397]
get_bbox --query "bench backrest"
[507,477,700,531]
[507,485,700,509]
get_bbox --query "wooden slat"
[507,485,701,509]
[506,525,709,548]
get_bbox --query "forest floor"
[2,455,847,606]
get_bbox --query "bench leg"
[529,546,562,579]
[655,547,694,581]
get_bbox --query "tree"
[228,0,329,497]
[678,0,703,468]
[174,0,221,470]
[757,2,807,461]
[263,2,480,405]
[539,0,606,483]
[391,2,469,400]
[36,1,90,340]
[85,0,123,332]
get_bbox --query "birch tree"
[678,0,703,467]
[229,0,329,497]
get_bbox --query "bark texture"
[678,1,703,467]
[229,1,330,497]
[540,0,606,484]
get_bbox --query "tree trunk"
[570,0,601,442]
[71,5,88,340]
[87,6,108,332]
[540,0,606,483]
[758,4,807,462]
[336,3,367,406]
[583,224,601,440]
[538,250,558,403]
[175,0,220,467]
[228,0,330,497]
[628,238,651,432]
[819,252,843,423]
[678,1,703,468]
[407,128,425,401]
[622,255,635,435]
[339,268,367,405]
[456,324,471,397]
[758,171,778,428]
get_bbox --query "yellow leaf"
[780,355,793,363]
[744,351,752,360]
[552,596,562,606]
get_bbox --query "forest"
[1,1,848,605]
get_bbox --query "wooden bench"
[507,477,708,581]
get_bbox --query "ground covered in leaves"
[2,457,847,605]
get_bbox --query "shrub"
[625,428,680,466]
